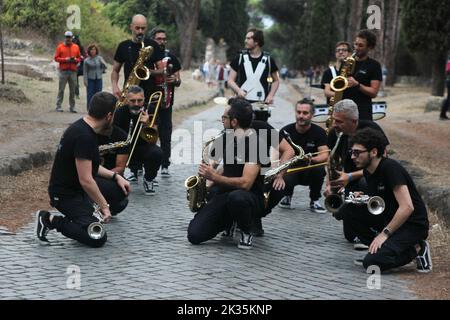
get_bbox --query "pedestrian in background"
[83,44,107,110]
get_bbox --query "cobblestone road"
[0,84,417,299]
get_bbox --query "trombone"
[126,91,163,167]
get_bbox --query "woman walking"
[83,44,107,109]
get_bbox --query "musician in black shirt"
[35,92,131,247]
[348,128,431,273]
[187,98,265,249]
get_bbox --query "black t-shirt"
[327,120,389,174]
[343,58,382,120]
[250,120,283,168]
[281,123,327,155]
[214,130,264,195]
[230,51,278,102]
[364,158,429,229]
[97,125,129,170]
[321,66,337,104]
[48,119,100,196]
[113,38,164,97]
[113,106,147,147]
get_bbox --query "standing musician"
[111,14,165,103]
[35,92,131,247]
[348,128,431,273]
[228,28,280,121]
[321,41,353,104]
[113,85,163,195]
[332,30,382,121]
[275,99,329,213]
[187,98,265,249]
[148,27,182,178]
[326,99,389,247]
[96,125,130,215]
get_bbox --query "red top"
[446,61,450,72]
[54,42,81,71]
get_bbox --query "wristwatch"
[382,227,391,237]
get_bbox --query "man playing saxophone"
[111,14,165,103]
[187,98,265,249]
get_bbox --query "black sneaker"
[125,171,138,182]
[35,210,51,245]
[222,222,236,238]
[416,240,432,273]
[143,179,156,196]
[353,258,364,266]
[237,231,253,249]
[279,196,292,209]
[353,237,369,250]
[70,109,77,113]
[161,167,171,178]
[310,200,326,214]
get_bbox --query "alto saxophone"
[115,42,153,109]
[326,52,357,133]
[185,130,225,212]
[324,131,344,213]
[98,120,134,155]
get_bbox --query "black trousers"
[49,193,107,248]
[264,167,325,216]
[95,177,128,215]
[345,206,429,272]
[128,143,163,181]
[440,79,450,116]
[187,189,264,245]
[157,106,173,168]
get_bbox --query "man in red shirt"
[54,31,81,113]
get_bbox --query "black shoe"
[238,231,253,249]
[35,210,51,245]
[310,200,326,214]
[439,115,449,120]
[55,108,63,112]
[353,258,364,266]
[279,195,292,209]
[416,240,432,273]
[125,171,138,182]
[161,167,171,178]
[353,237,369,250]
[70,109,77,113]
[143,179,156,196]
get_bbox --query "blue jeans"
[86,78,103,110]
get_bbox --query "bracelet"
[348,172,353,182]
[112,172,117,181]
[100,203,110,209]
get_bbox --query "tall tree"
[402,0,450,96]
[165,0,201,69]
[0,0,5,84]
[383,0,400,85]
[346,0,364,42]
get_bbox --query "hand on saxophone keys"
[198,163,216,181]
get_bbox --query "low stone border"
[0,91,217,177]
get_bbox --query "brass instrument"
[185,130,225,212]
[115,42,153,109]
[98,120,133,155]
[87,204,106,240]
[126,91,163,167]
[345,192,385,215]
[324,131,344,213]
[326,52,357,133]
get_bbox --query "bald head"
[130,14,147,42]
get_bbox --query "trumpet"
[345,192,385,215]
[87,204,106,240]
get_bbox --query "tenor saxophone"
[185,130,225,212]
[115,42,153,109]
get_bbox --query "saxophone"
[98,120,134,155]
[115,42,153,109]
[326,52,357,133]
[185,130,225,213]
[324,131,344,213]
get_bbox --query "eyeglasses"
[221,115,230,121]
[155,37,167,41]
[129,99,144,103]
[349,149,368,157]
[335,48,349,53]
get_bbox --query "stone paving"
[0,84,417,300]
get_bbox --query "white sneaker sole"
[35,211,50,246]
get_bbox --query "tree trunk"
[0,0,5,84]
[383,0,400,86]
[165,0,200,69]
[431,51,446,96]
[346,0,364,42]
[368,0,384,63]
